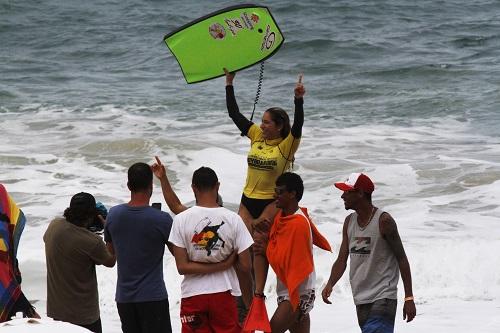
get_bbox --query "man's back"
[105,204,173,303]
[169,206,253,298]
[44,217,111,325]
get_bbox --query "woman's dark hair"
[265,107,290,139]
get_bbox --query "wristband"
[404,296,414,302]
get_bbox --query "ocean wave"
[451,35,500,48]
[0,89,16,101]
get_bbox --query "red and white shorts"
[180,291,240,333]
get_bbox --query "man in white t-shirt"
[168,166,253,333]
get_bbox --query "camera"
[87,201,108,233]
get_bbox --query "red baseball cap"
[334,173,375,193]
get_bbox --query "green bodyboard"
[164,4,284,84]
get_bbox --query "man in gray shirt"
[321,173,416,333]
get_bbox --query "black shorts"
[117,299,172,333]
[241,194,275,219]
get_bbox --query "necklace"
[358,206,377,230]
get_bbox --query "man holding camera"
[44,192,116,333]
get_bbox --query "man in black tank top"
[321,173,416,333]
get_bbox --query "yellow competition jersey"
[243,124,301,199]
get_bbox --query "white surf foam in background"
[1,105,499,332]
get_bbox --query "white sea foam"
[1,105,500,332]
